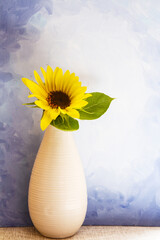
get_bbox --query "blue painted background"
[1,0,160,227]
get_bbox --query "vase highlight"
[28,125,87,238]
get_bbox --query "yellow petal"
[28,94,46,101]
[70,100,88,109]
[61,70,70,92]
[70,89,88,102]
[35,100,50,110]
[70,86,87,99]
[65,108,80,119]
[59,109,67,115]
[69,74,79,85]
[41,67,49,93]
[22,78,47,99]
[50,108,60,119]
[70,72,76,80]
[64,74,79,94]
[46,65,54,91]
[40,110,53,131]
[52,67,60,91]
[67,81,82,97]
[83,93,92,99]
[55,68,63,91]
[71,93,92,104]
[34,70,45,90]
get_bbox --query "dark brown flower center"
[47,91,71,109]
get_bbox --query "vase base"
[37,228,79,239]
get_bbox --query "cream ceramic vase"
[28,125,87,238]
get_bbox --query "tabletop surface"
[1,226,160,240]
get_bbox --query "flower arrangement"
[22,66,113,131]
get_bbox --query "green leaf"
[23,102,35,105]
[23,102,39,108]
[78,92,114,120]
[50,114,79,131]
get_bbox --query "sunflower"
[22,66,91,131]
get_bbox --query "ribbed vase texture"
[28,125,87,238]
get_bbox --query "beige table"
[1,226,160,240]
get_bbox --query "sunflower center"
[47,91,71,109]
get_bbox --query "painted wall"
[1,0,160,226]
